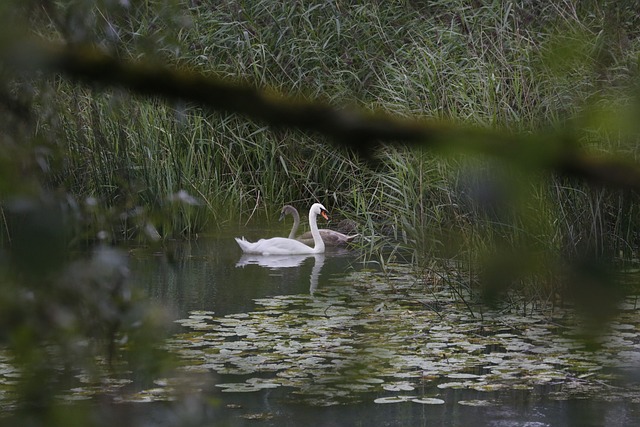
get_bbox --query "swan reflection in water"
[236,253,325,294]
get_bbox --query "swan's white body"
[279,205,358,247]
[235,203,329,255]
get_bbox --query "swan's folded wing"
[236,236,317,255]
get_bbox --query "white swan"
[235,203,329,255]
[279,204,359,247]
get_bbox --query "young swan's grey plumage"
[279,204,359,247]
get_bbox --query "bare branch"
[3,38,640,191]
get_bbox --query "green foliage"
[2,0,640,424]
[0,197,174,424]
[3,0,639,293]
[1,2,638,275]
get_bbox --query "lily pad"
[383,383,415,391]
[374,396,415,404]
[458,400,496,406]
[411,397,445,405]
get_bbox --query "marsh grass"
[26,1,640,300]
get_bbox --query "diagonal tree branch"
[3,37,640,191]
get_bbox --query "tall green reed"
[31,0,640,294]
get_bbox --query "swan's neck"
[308,209,325,253]
[288,209,300,239]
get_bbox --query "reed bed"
[22,0,640,299]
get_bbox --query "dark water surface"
[127,231,640,427]
[123,388,639,427]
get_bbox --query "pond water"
[124,229,640,427]
[132,227,360,320]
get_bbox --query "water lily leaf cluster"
[160,265,640,406]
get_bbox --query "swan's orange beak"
[321,210,329,221]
